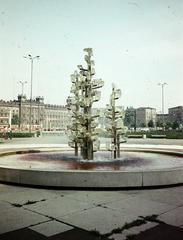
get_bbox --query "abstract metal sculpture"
[105,84,125,158]
[67,48,104,160]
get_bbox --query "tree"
[172,121,179,130]
[140,123,146,128]
[165,122,172,130]
[11,114,19,125]
[156,121,163,128]
[148,120,154,128]
[124,107,136,128]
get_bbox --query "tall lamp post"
[158,82,167,130]
[24,55,40,133]
[17,81,27,131]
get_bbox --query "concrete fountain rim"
[0,144,183,188]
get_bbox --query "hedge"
[127,135,143,138]
[0,132,34,138]
[127,131,183,139]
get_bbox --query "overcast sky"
[0,0,183,113]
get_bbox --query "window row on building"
[134,106,183,128]
[0,96,70,132]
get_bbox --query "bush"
[151,134,166,138]
[127,135,143,138]
[127,130,183,139]
[0,132,34,138]
[166,131,183,139]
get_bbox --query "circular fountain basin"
[0,145,183,188]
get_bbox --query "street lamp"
[24,54,40,132]
[17,81,27,131]
[18,81,27,96]
[158,82,167,130]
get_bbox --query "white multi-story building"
[0,100,19,128]
[0,96,70,132]
[43,104,70,131]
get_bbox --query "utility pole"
[158,82,167,130]
[17,81,27,131]
[24,55,40,133]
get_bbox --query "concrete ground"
[1,135,183,146]
[0,136,183,239]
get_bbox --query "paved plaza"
[0,136,183,239]
[2,135,183,146]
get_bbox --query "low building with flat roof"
[136,107,156,128]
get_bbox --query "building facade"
[0,96,70,132]
[0,100,19,127]
[2,96,182,132]
[136,107,156,128]
[168,106,183,125]
[156,114,169,124]
[43,104,69,131]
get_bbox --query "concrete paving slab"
[109,222,158,240]
[158,206,183,226]
[0,207,50,234]
[58,206,137,235]
[168,186,183,195]
[0,186,74,204]
[24,196,94,218]
[134,188,183,206]
[29,220,73,237]
[65,190,132,205]
[102,196,175,217]
[0,183,28,194]
[0,200,14,210]
[0,188,57,205]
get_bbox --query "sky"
[0,0,183,113]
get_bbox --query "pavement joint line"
[23,207,102,235]
[3,199,48,208]
[21,206,55,221]
[158,205,181,216]
[64,195,125,206]
[102,214,165,238]
[100,196,179,215]
[22,203,125,236]
[25,219,53,229]
[93,203,109,208]
[22,203,98,222]
[3,200,22,207]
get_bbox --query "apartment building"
[136,107,156,128]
